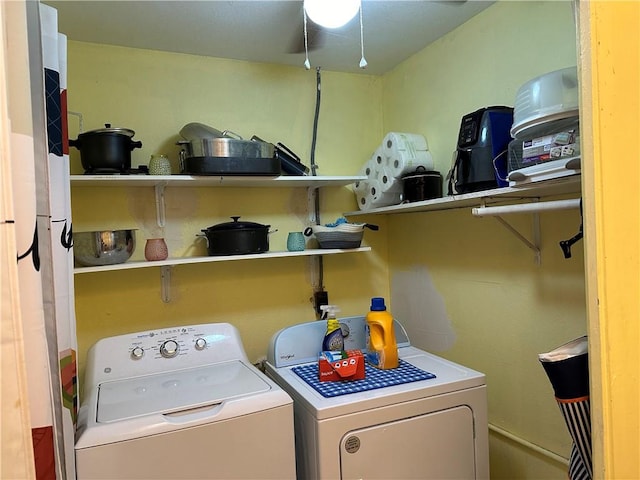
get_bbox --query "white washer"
[265,316,489,480]
[75,323,296,479]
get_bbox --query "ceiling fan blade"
[288,16,326,54]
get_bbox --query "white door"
[340,405,476,479]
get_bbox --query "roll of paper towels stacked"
[354,149,401,210]
[354,133,431,210]
[384,132,434,178]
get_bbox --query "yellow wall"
[380,2,583,478]
[66,2,640,479]
[2,1,634,479]
[579,1,640,478]
[67,43,391,385]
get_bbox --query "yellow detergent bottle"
[365,297,398,369]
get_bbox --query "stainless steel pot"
[199,216,273,256]
[178,128,279,175]
[69,124,142,174]
[177,123,281,176]
[178,134,275,159]
[73,229,136,266]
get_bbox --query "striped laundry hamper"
[539,336,592,480]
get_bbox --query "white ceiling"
[43,0,494,75]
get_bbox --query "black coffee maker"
[448,106,514,194]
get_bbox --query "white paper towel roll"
[383,132,429,155]
[367,179,402,208]
[372,146,386,169]
[357,189,401,210]
[352,178,368,194]
[360,158,377,178]
[370,191,402,208]
[367,179,383,197]
[356,190,371,210]
[378,166,403,193]
[388,150,434,178]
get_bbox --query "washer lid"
[96,361,270,423]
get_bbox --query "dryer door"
[340,405,476,479]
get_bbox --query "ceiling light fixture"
[303,0,361,29]
[302,0,367,70]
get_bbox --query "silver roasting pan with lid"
[177,123,280,176]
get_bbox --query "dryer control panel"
[266,316,410,368]
[84,322,250,386]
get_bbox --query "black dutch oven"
[402,167,443,202]
[69,124,142,174]
[200,216,272,256]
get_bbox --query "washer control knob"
[160,340,179,358]
[131,346,144,360]
[194,337,207,350]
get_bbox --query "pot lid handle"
[206,216,270,231]
[82,123,136,137]
[222,130,243,140]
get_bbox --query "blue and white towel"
[292,360,436,398]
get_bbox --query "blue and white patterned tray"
[292,360,436,398]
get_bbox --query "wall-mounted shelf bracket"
[472,197,580,265]
[154,182,168,228]
[307,186,319,224]
[160,265,172,303]
[494,213,541,265]
[473,199,542,265]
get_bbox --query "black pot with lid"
[402,167,443,203]
[200,216,272,256]
[69,123,143,174]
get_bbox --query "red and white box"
[318,350,365,382]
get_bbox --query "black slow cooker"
[402,168,443,202]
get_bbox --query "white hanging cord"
[303,9,311,70]
[359,4,367,69]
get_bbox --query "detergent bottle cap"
[320,304,340,319]
[370,297,387,311]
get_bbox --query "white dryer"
[265,316,489,480]
[75,322,295,479]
